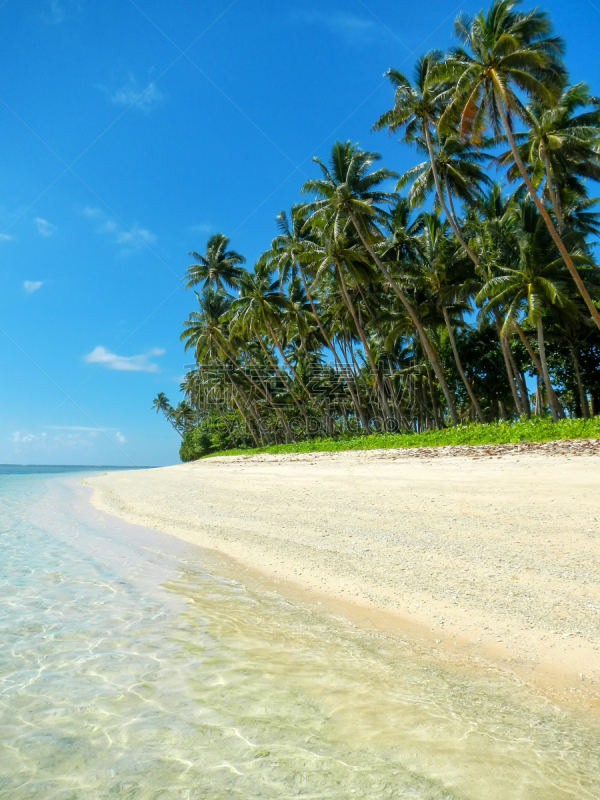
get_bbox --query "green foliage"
[153,1,600,461]
[202,415,600,459]
[180,408,257,461]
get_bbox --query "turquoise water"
[1,468,599,799]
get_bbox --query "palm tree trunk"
[256,333,309,422]
[513,321,564,418]
[228,381,261,447]
[423,124,480,266]
[442,307,486,423]
[493,312,523,415]
[339,336,369,428]
[543,150,566,234]
[495,91,600,331]
[425,364,441,429]
[231,378,269,445]
[348,210,460,425]
[263,317,318,404]
[536,317,559,423]
[243,350,296,441]
[297,261,344,370]
[506,342,530,418]
[217,346,282,442]
[336,263,392,419]
[571,346,590,419]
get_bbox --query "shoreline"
[85,441,600,710]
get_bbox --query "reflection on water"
[0,469,599,799]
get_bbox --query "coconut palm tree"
[477,203,588,420]
[151,393,183,437]
[229,264,317,404]
[185,233,246,292]
[374,52,480,267]
[396,133,493,223]
[441,0,600,329]
[496,82,600,232]
[412,213,487,422]
[302,140,460,425]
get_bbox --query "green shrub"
[199,415,600,459]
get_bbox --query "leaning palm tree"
[374,52,480,266]
[151,392,182,437]
[185,233,246,292]
[302,140,460,425]
[477,203,586,421]
[229,264,316,404]
[266,206,343,370]
[413,213,487,422]
[396,134,493,223]
[496,82,600,232]
[440,0,600,330]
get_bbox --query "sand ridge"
[85,441,600,708]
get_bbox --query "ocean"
[0,466,598,799]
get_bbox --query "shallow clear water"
[1,467,599,799]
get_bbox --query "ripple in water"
[0,468,599,799]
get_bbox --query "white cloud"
[41,0,64,24]
[24,280,43,293]
[0,233,13,241]
[84,345,165,373]
[101,73,164,112]
[9,426,127,450]
[83,206,103,219]
[292,12,377,43]
[116,227,156,245]
[35,217,57,237]
[82,207,156,251]
[188,222,212,234]
[9,431,40,444]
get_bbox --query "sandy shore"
[86,441,600,708]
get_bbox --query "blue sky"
[1,0,598,466]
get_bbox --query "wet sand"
[86,441,600,709]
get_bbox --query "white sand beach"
[86,440,600,708]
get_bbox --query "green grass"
[203,415,600,459]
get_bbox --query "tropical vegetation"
[152,0,600,461]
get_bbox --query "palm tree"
[185,233,246,292]
[496,83,600,232]
[229,264,317,404]
[413,213,487,422]
[396,133,493,222]
[151,393,182,437]
[374,52,480,266]
[303,218,393,420]
[477,203,586,420]
[441,0,600,330]
[266,206,344,370]
[302,140,460,425]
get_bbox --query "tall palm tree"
[477,203,586,420]
[396,134,493,223]
[267,206,343,370]
[185,233,246,292]
[302,140,460,425]
[413,213,487,422]
[441,0,600,330]
[496,82,600,232]
[303,219,393,419]
[229,265,316,403]
[151,393,182,437]
[374,52,480,266]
